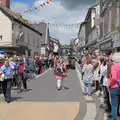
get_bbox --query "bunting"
[28,20,81,28]
[24,0,53,14]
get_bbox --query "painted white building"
[0,3,42,56]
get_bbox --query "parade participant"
[82,56,94,96]
[61,59,67,89]
[54,56,57,68]
[108,52,120,120]
[54,59,64,91]
[1,59,14,103]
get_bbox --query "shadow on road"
[11,97,22,102]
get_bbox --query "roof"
[85,4,99,21]
[78,21,86,36]
[50,36,60,45]
[32,22,47,38]
[0,4,42,36]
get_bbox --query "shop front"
[112,30,120,52]
[99,40,113,55]
[85,41,97,54]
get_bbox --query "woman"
[54,59,64,91]
[108,52,120,120]
[82,56,94,96]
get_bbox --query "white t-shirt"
[100,64,108,86]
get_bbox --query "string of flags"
[49,23,81,28]
[28,20,81,28]
[23,0,53,14]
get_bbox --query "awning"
[0,51,5,54]
[85,41,97,48]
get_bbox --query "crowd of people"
[0,54,55,103]
[80,51,120,120]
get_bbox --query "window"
[116,1,120,27]
[37,38,39,48]
[0,35,3,41]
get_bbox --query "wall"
[78,23,86,48]
[22,26,42,56]
[0,10,12,46]
[12,21,42,56]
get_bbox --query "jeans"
[103,86,111,112]
[110,88,120,120]
[2,79,12,102]
[84,82,92,95]
[18,73,27,92]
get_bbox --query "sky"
[10,0,97,44]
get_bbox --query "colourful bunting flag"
[23,0,53,14]
[40,4,43,7]
[43,3,46,6]
[46,1,49,4]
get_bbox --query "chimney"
[1,0,10,9]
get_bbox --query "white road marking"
[35,68,52,79]
[76,63,96,120]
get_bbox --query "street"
[0,67,87,120]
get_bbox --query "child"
[54,59,64,91]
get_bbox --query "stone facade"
[85,4,100,53]
[99,0,120,54]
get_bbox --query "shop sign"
[113,39,120,48]
[41,47,45,55]
[100,41,112,50]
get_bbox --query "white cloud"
[11,0,89,44]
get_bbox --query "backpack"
[55,64,63,76]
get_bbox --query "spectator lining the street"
[0,59,14,103]
[108,52,120,120]
[82,56,94,96]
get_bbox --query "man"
[1,60,14,103]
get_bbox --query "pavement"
[0,102,79,120]
[0,67,86,120]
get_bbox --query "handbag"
[0,73,5,81]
